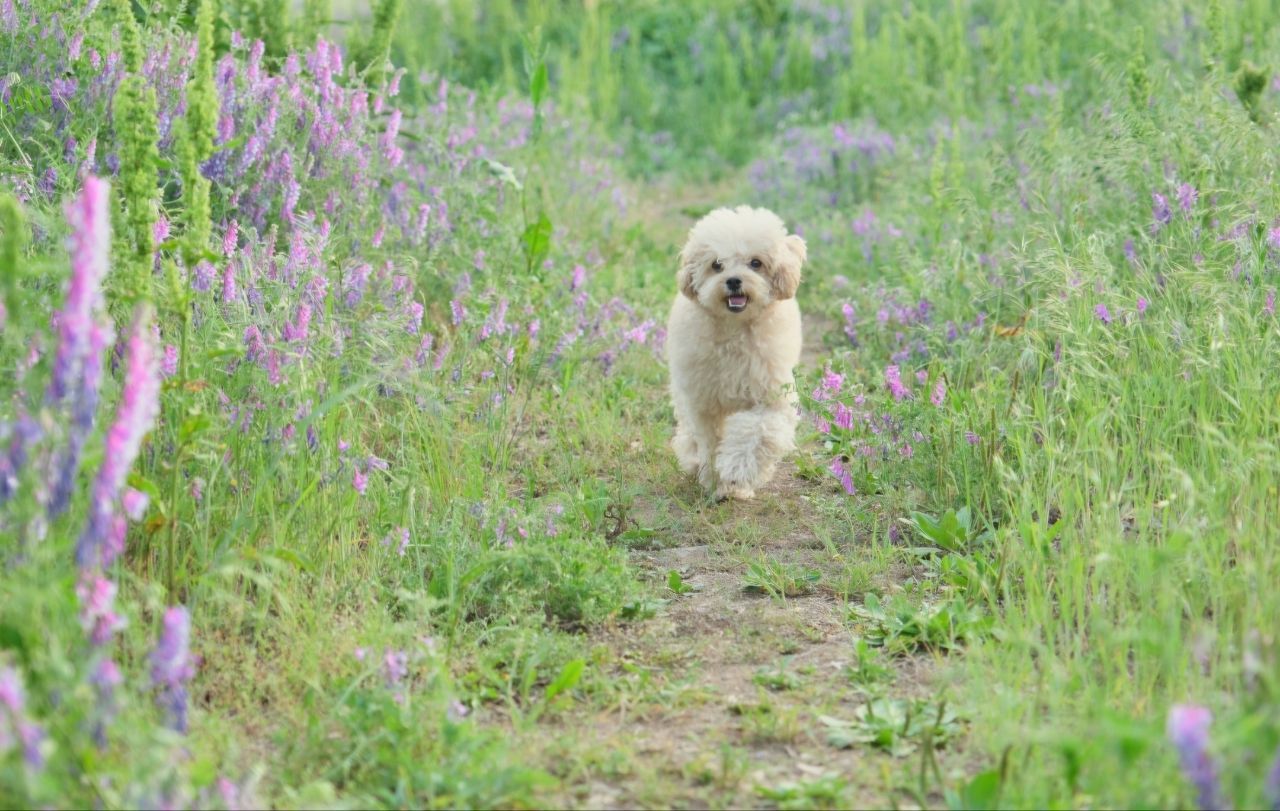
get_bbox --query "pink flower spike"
[77,306,161,569]
[49,176,111,403]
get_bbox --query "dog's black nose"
[726,277,742,291]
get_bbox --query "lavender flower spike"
[48,176,111,404]
[78,306,161,569]
[1167,704,1227,810]
[151,606,195,733]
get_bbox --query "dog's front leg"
[713,407,796,500]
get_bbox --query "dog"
[667,206,807,500]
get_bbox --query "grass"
[3,0,1280,807]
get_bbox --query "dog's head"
[676,206,806,318]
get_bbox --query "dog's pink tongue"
[729,295,747,306]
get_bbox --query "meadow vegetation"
[2,0,1280,807]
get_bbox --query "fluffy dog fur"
[667,206,807,500]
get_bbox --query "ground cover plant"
[2,0,1280,807]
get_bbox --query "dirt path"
[516,311,956,808]
[508,188,966,808]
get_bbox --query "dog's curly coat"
[667,206,807,500]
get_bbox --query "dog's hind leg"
[713,407,796,500]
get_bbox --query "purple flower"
[1124,238,1138,266]
[383,648,408,688]
[1177,183,1197,213]
[352,468,368,495]
[78,308,161,569]
[151,606,195,733]
[832,402,854,430]
[829,458,855,495]
[48,322,112,519]
[1269,227,1280,251]
[1094,303,1112,325]
[192,260,215,292]
[162,344,178,377]
[0,666,44,771]
[964,431,981,446]
[1152,192,1173,230]
[49,176,111,404]
[570,264,586,291]
[450,299,466,326]
[222,220,238,257]
[1167,704,1224,811]
[243,325,266,363]
[822,368,844,394]
[77,573,125,646]
[0,666,24,713]
[1266,289,1276,317]
[0,415,40,505]
[884,365,909,401]
[221,261,237,303]
[1137,297,1149,316]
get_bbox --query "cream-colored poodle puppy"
[667,206,807,500]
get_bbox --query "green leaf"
[529,61,549,108]
[544,658,584,702]
[482,158,523,191]
[950,770,1001,810]
[521,211,552,272]
[667,570,696,594]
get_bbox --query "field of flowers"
[2,0,1280,808]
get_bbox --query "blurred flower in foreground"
[1166,704,1224,811]
[151,606,195,733]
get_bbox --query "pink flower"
[832,402,854,430]
[353,468,368,495]
[122,487,149,520]
[77,574,125,646]
[1266,289,1276,317]
[1094,303,1112,325]
[222,220,238,257]
[221,262,237,303]
[822,368,844,393]
[884,365,909,401]
[1176,183,1197,213]
[1137,297,1149,315]
[829,458,855,495]
[162,344,178,377]
[930,380,946,407]
[78,307,161,569]
[49,176,111,403]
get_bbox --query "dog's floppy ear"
[772,234,806,300]
[676,243,701,300]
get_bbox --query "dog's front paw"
[697,462,718,491]
[714,480,755,501]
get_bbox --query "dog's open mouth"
[726,294,748,312]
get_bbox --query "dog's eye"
[749,258,763,269]
[711,260,723,272]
